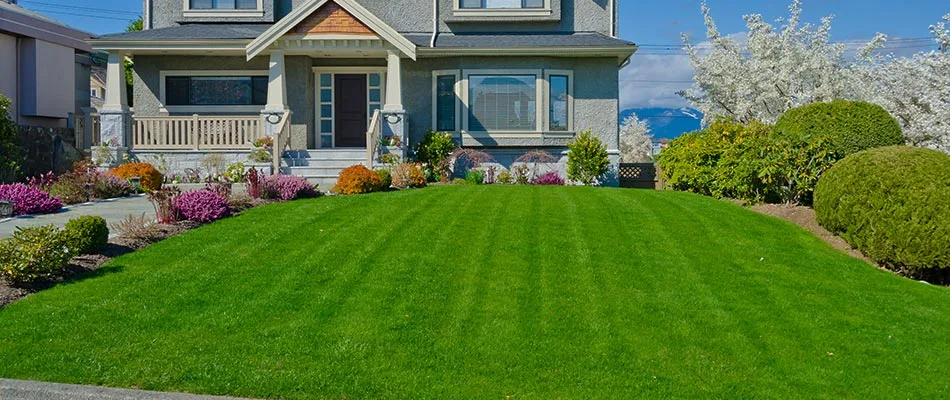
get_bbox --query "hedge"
[814,146,950,276]
[773,100,904,156]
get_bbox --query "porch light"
[129,177,142,194]
[265,113,283,124]
[386,113,402,124]
[0,200,13,218]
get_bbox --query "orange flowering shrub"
[391,162,427,189]
[332,164,383,195]
[108,162,163,192]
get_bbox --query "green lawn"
[0,186,947,399]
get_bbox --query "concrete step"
[283,149,367,160]
[282,166,348,176]
[283,158,367,169]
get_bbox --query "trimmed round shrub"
[64,216,109,255]
[333,165,384,195]
[391,163,427,189]
[174,190,230,223]
[0,225,72,285]
[108,162,164,192]
[814,146,950,275]
[0,183,63,215]
[773,100,904,156]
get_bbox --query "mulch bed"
[749,203,873,264]
[0,223,194,309]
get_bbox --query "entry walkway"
[0,195,153,238]
[0,378,252,399]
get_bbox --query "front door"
[334,74,368,148]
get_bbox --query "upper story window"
[453,0,552,17]
[184,0,264,17]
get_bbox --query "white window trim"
[461,69,547,135]
[432,70,461,132]
[544,69,574,132]
[312,67,387,149]
[182,0,265,18]
[159,70,268,114]
[453,0,552,17]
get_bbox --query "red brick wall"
[291,2,375,35]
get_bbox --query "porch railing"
[74,111,101,149]
[366,109,382,166]
[271,110,292,173]
[132,115,262,150]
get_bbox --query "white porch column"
[97,51,131,167]
[264,50,288,112]
[384,50,403,111]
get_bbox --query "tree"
[0,95,22,183]
[852,15,950,153]
[124,17,143,106]
[567,130,610,186]
[619,114,653,163]
[679,0,861,125]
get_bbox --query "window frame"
[159,70,269,114]
[431,70,461,132]
[453,0,552,17]
[544,69,574,132]
[182,0,264,18]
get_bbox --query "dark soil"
[0,223,192,308]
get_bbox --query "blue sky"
[19,0,949,109]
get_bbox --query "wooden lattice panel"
[290,2,375,35]
[619,163,658,189]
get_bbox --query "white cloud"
[619,53,694,109]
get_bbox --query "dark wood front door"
[334,74,367,148]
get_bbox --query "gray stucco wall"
[152,0,613,36]
[402,56,619,151]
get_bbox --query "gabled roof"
[245,0,416,61]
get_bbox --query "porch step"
[283,158,367,169]
[280,149,372,190]
[283,149,367,161]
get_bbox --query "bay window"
[433,69,573,134]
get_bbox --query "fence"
[619,163,659,189]
[132,115,262,150]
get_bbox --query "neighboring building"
[0,0,93,128]
[90,67,107,110]
[90,0,636,185]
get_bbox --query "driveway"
[0,195,153,238]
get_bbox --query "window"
[164,76,267,107]
[189,0,258,10]
[468,75,537,131]
[460,0,544,8]
[440,69,572,134]
[434,74,458,131]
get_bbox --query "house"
[90,0,636,185]
[90,67,107,110]
[0,0,93,128]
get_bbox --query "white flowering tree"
[852,15,950,153]
[619,114,654,163]
[680,0,859,125]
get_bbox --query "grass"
[0,185,947,399]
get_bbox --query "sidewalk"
[0,195,154,238]
[0,379,253,400]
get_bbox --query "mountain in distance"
[620,107,704,140]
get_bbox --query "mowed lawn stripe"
[0,186,947,399]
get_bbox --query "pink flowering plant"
[531,171,566,186]
[261,175,319,201]
[0,183,63,215]
[174,190,230,223]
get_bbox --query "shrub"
[376,169,392,189]
[465,169,485,185]
[0,183,63,215]
[109,162,163,192]
[244,167,264,199]
[48,177,89,205]
[224,162,246,183]
[175,190,230,223]
[497,170,514,184]
[64,216,109,255]
[758,130,840,205]
[0,225,72,285]
[0,95,21,183]
[415,130,455,180]
[110,214,162,243]
[814,146,950,277]
[262,175,319,201]
[515,150,558,182]
[93,174,132,199]
[452,178,468,185]
[147,187,181,224]
[512,164,530,185]
[532,171,566,186]
[567,130,610,186]
[333,165,384,195]
[773,100,904,157]
[391,163,427,189]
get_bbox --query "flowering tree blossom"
[852,15,950,153]
[680,0,863,125]
[619,114,654,163]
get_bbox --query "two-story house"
[90,0,636,185]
